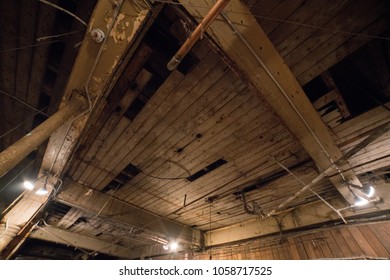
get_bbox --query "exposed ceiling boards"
[1,0,390,259]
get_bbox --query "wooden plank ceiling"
[1,0,390,258]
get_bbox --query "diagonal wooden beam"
[56,179,203,247]
[179,0,360,205]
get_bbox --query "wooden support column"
[0,95,86,178]
[179,0,360,205]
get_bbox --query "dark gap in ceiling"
[45,202,71,224]
[14,239,118,260]
[304,38,390,118]
[187,159,228,182]
[102,163,140,194]
[47,41,65,72]
[68,216,88,229]
[124,75,162,121]
[302,76,329,103]
[54,0,78,31]
[123,4,203,122]
[143,5,200,76]
[234,158,313,196]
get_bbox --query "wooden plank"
[358,225,390,257]
[127,95,270,203]
[313,90,337,110]
[348,226,378,257]
[71,44,153,182]
[258,0,306,35]
[321,230,344,258]
[370,223,390,254]
[277,0,351,59]
[330,228,353,257]
[313,231,334,258]
[73,68,153,184]
[87,52,222,189]
[285,0,381,71]
[124,84,258,192]
[139,135,298,215]
[297,14,390,84]
[268,0,329,47]
[337,227,363,257]
[294,236,308,259]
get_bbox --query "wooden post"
[0,95,86,178]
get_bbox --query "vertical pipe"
[0,95,86,178]
[167,0,230,70]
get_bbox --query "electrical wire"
[0,40,60,53]
[0,89,49,117]
[0,106,48,139]
[36,30,80,42]
[273,157,347,224]
[37,0,88,26]
[151,0,390,41]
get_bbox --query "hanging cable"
[0,40,60,53]
[0,89,49,117]
[38,0,88,26]
[0,106,48,139]
[36,30,79,42]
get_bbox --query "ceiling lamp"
[23,181,35,190]
[162,241,179,252]
[35,185,49,196]
[348,183,377,207]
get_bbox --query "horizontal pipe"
[0,95,86,178]
[167,0,230,70]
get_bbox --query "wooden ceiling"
[1,0,390,259]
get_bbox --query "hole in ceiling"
[101,163,140,193]
[187,159,227,182]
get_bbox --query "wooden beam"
[56,179,203,247]
[30,226,135,259]
[179,0,360,205]
[30,226,175,259]
[206,182,390,246]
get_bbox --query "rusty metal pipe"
[167,0,230,71]
[0,95,86,178]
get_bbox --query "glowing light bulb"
[354,196,369,206]
[366,186,375,198]
[23,181,34,190]
[169,242,178,251]
[36,187,49,195]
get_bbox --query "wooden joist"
[56,179,203,246]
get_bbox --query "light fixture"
[23,181,34,190]
[348,183,378,207]
[23,175,52,196]
[169,241,179,251]
[35,185,49,196]
[362,185,375,198]
[162,241,179,251]
[354,196,369,206]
